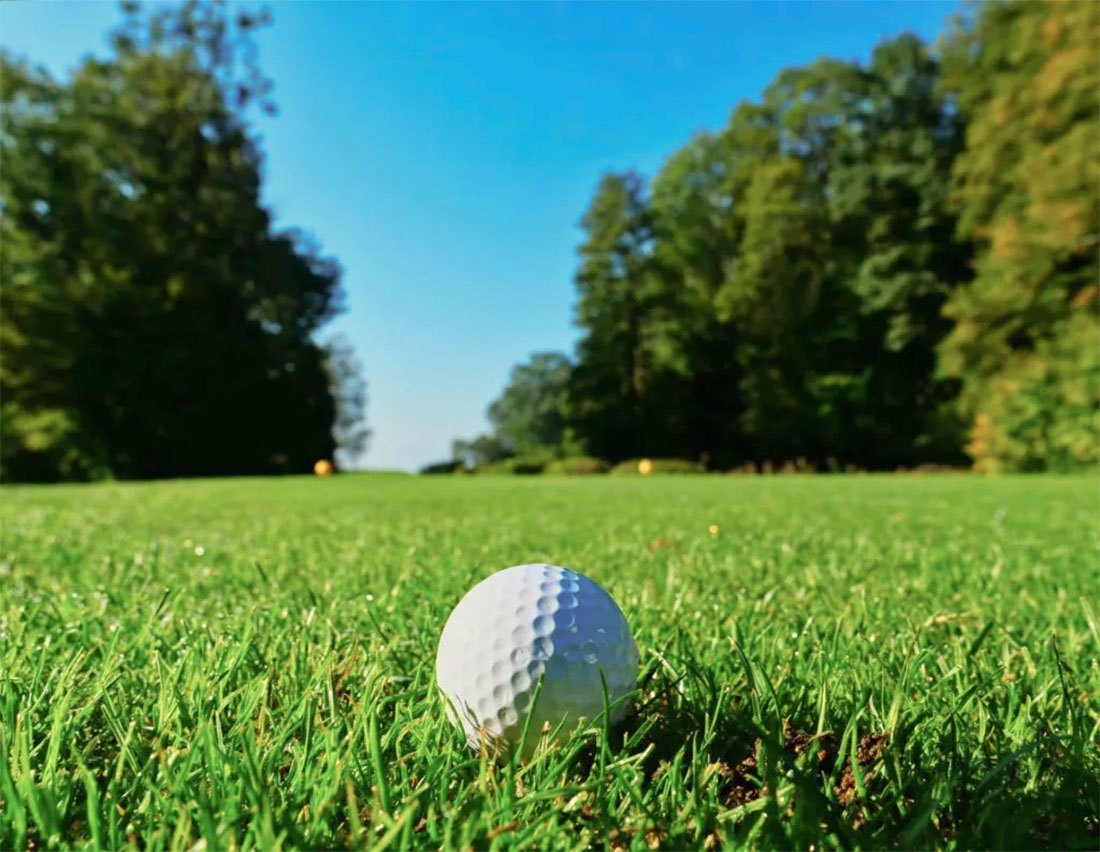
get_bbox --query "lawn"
[2,473,1097,850]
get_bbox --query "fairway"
[2,474,1097,849]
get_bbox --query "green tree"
[451,351,576,469]
[569,172,666,461]
[646,131,745,466]
[0,1,364,480]
[718,152,842,463]
[487,351,573,456]
[938,0,1099,471]
[451,434,510,468]
[719,40,970,468]
[818,36,970,464]
[325,336,371,468]
[562,35,970,471]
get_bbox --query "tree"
[0,1,366,480]
[560,34,976,471]
[450,351,575,469]
[487,352,573,456]
[644,131,745,466]
[451,434,510,469]
[810,36,970,465]
[718,152,842,463]
[479,9,1095,473]
[569,172,666,461]
[938,0,1099,471]
[325,336,371,469]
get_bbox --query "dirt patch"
[711,721,889,813]
[716,750,762,807]
[783,719,838,773]
[835,730,890,807]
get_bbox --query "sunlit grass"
[2,473,1097,849]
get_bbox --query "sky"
[1,1,959,471]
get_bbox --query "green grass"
[2,473,1097,850]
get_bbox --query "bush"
[609,457,706,476]
[543,456,609,475]
[962,313,1100,473]
[477,454,549,475]
[0,405,111,482]
[419,459,466,475]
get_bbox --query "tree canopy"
[559,31,975,470]
[937,0,1099,472]
[1,1,367,480]
[469,0,1096,473]
[450,351,575,469]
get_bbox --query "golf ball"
[436,563,638,756]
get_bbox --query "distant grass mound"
[1,474,1096,849]
[476,454,550,475]
[609,457,706,475]
[543,456,609,475]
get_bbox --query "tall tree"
[569,172,664,461]
[822,36,970,465]
[938,0,1099,471]
[566,33,974,470]
[487,352,573,457]
[0,1,365,480]
[325,336,371,468]
[718,152,841,463]
[647,131,745,466]
[722,42,970,467]
[450,351,575,468]
[708,69,872,466]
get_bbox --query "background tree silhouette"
[1,1,367,480]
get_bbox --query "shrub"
[419,459,466,475]
[0,405,111,482]
[477,454,549,475]
[609,457,705,476]
[543,456,609,475]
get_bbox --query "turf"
[1,473,1097,850]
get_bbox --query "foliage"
[451,434,511,469]
[608,457,705,476]
[542,456,609,475]
[938,0,1100,472]
[476,453,551,475]
[2,474,1096,848]
[569,172,667,462]
[0,1,365,481]
[325,336,371,468]
[0,406,112,482]
[475,3,1090,473]
[645,133,746,468]
[452,351,578,469]
[562,33,974,471]
[419,459,466,475]
[487,352,574,456]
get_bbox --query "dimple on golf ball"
[436,563,638,756]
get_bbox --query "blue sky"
[1,1,959,471]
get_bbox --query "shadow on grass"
[558,669,1099,851]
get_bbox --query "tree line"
[1,1,369,481]
[451,0,1098,474]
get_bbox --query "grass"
[1,473,1097,850]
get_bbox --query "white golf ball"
[436,563,638,756]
